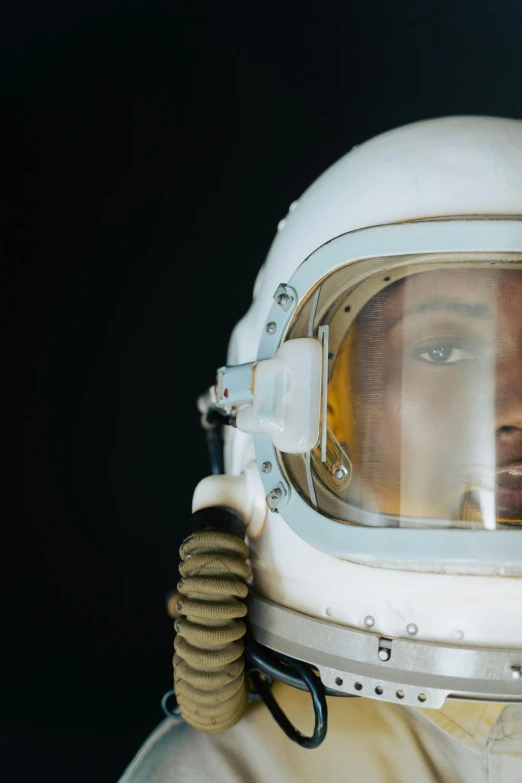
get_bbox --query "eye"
[416,345,476,364]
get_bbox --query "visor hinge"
[266,481,290,512]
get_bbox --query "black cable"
[206,425,224,475]
[247,644,310,692]
[161,689,181,719]
[249,657,327,749]
[246,641,328,749]
[246,638,355,699]
[202,407,233,475]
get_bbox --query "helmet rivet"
[407,623,418,636]
[334,468,344,480]
[266,486,283,511]
[261,461,272,474]
[266,321,277,335]
[364,615,375,628]
[378,648,390,661]
[277,293,289,306]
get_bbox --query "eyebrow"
[391,298,493,325]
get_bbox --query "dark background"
[4,2,522,780]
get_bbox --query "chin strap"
[173,511,250,733]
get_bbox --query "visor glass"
[281,255,522,529]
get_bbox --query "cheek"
[395,369,483,459]
[352,359,486,473]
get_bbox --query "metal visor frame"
[253,218,522,575]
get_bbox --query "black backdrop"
[4,2,522,781]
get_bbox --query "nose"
[495,353,522,465]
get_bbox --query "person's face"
[349,268,522,524]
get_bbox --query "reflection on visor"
[286,263,522,530]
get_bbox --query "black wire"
[202,408,232,475]
[247,644,309,692]
[161,689,181,719]
[250,660,327,749]
[206,425,224,475]
[246,641,328,749]
[246,637,355,698]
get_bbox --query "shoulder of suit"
[117,717,191,783]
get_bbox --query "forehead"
[377,268,522,314]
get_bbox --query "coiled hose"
[173,515,250,733]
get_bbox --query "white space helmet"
[177,116,522,743]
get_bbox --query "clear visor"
[281,255,522,529]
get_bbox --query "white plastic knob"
[236,338,322,454]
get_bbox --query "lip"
[495,462,522,519]
[496,462,522,487]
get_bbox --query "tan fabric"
[117,683,522,782]
[418,700,504,754]
[175,529,250,733]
